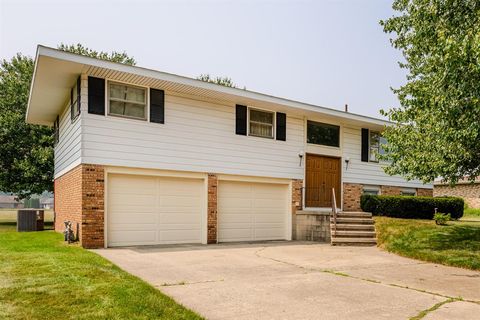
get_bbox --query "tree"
[197,74,237,88]
[0,44,136,199]
[379,0,480,184]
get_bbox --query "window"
[369,131,380,162]
[363,185,380,195]
[401,189,416,196]
[108,82,147,120]
[307,121,340,147]
[249,109,274,138]
[71,77,81,121]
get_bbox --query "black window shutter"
[235,104,247,135]
[54,115,59,145]
[76,76,81,116]
[70,87,74,121]
[361,128,369,162]
[88,76,105,115]
[150,88,165,124]
[276,112,286,141]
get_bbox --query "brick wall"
[291,179,303,239]
[54,165,82,239]
[54,164,105,248]
[417,188,433,197]
[81,165,105,248]
[207,174,218,244]
[434,184,480,208]
[380,185,402,196]
[343,183,363,211]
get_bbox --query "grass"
[375,216,480,270]
[0,222,202,320]
[0,209,54,223]
[463,207,480,221]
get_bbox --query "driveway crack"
[158,279,224,287]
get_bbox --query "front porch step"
[334,217,374,225]
[331,230,376,238]
[336,212,372,218]
[332,224,376,231]
[331,237,377,246]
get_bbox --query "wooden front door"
[305,155,341,207]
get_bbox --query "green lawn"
[0,222,202,320]
[463,207,480,221]
[375,217,480,270]
[0,209,54,223]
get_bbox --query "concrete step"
[331,237,377,246]
[332,224,376,231]
[336,212,372,218]
[331,230,376,238]
[334,217,374,224]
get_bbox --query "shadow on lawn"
[428,225,480,251]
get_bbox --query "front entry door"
[305,155,341,207]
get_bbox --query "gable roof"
[27,45,391,128]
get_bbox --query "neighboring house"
[0,193,23,209]
[26,46,432,248]
[434,177,480,208]
[40,197,54,209]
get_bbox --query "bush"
[360,195,464,220]
[434,213,451,225]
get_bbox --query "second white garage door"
[218,180,289,242]
[107,174,204,247]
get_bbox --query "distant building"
[40,197,54,209]
[434,177,480,208]
[0,194,23,209]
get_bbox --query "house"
[434,177,480,208]
[0,193,23,209]
[26,45,433,248]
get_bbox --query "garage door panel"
[108,174,204,247]
[109,230,156,245]
[218,180,288,242]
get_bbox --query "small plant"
[434,213,451,225]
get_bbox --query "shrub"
[360,195,464,220]
[434,213,451,225]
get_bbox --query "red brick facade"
[343,183,363,211]
[207,174,218,244]
[54,164,104,248]
[380,185,402,196]
[434,183,479,208]
[417,188,434,197]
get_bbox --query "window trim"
[107,80,148,121]
[363,185,380,195]
[247,107,275,139]
[306,120,341,148]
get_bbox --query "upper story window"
[249,108,274,138]
[307,121,340,147]
[369,131,387,162]
[108,82,147,120]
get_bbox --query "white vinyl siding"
[82,94,304,180]
[342,126,430,188]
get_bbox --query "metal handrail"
[331,188,337,237]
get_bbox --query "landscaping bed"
[0,222,202,320]
[375,217,480,270]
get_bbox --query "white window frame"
[401,188,417,196]
[306,120,341,148]
[107,81,148,121]
[363,185,380,195]
[248,107,275,139]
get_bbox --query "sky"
[0,0,405,118]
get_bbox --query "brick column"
[207,174,218,244]
[343,183,363,211]
[81,165,105,248]
[291,179,303,239]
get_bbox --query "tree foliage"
[0,45,135,199]
[380,0,480,184]
[197,74,236,88]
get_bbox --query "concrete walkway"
[94,242,480,320]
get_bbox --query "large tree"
[197,74,237,88]
[380,0,480,184]
[0,44,135,199]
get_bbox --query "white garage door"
[107,174,204,247]
[218,180,288,242]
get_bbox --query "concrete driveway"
[94,242,480,320]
